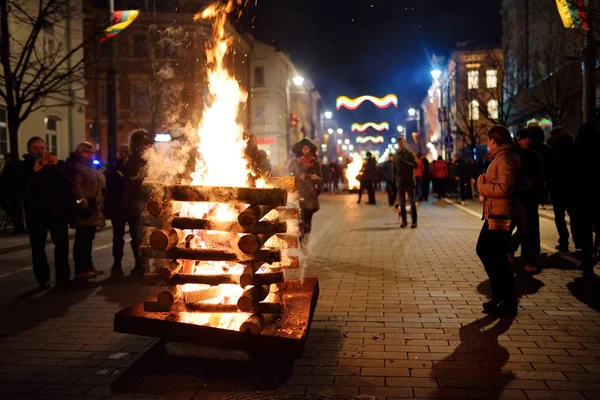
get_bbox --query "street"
[0,192,599,400]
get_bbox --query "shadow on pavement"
[567,276,600,311]
[430,315,514,399]
[346,226,400,232]
[477,268,545,306]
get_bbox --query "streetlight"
[293,75,305,86]
[408,108,416,117]
[337,139,342,145]
[397,125,404,133]
[344,138,350,144]
[430,69,442,80]
[324,111,333,119]
[349,144,354,150]
[391,138,397,143]
[337,128,343,134]
[327,128,333,134]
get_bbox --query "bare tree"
[0,0,99,157]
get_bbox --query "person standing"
[104,144,132,271]
[290,138,322,243]
[68,142,106,279]
[476,125,521,317]
[414,153,425,201]
[358,151,378,205]
[381,154,396,206]
[509,129,544,274]
[420,153,430,201]
[393,138,418,228]
[21,137,74,288]
[0,153,26,233]
[431,156,449,199]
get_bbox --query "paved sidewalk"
[0,193,598,400]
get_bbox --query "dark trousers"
[358,180,375,204]
[398,184,417,223]
[27,218,70,285]
[553,197,573,248]
[73,226,96,274]
[386,181,397,206]
[300,208,316,235]
[459,179,471,201]
[112,215,142,268]
[421,177,430,201]
[509,201,540,263]
[415,177,422,201]
[2,197,25,232]
[434,178,446,199]
[476,221,516,305]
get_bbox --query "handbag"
[488,214,512,231]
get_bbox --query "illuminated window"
[45,117,58,154]
[0,108,8,156]
[468,69,479,89]
[486,70,498,88]
[469,100,479,121]
[254,67,264,87]
[487,99,499,120]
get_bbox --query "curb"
[0,224,111,256]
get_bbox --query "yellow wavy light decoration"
[356,136,384,144]
[351,122,390,132]
[336,94,398,110]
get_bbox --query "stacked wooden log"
[139,177,299,335]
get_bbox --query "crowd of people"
[0,130,153,289]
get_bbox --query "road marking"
[444,199,582,266]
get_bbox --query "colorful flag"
[555,0,589,30]
[100,10,140,42]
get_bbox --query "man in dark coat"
[0,153,25,233]
[393,138,418,228]
[21,136,74,288]
[104,144,131,271]
[358,151,378,204]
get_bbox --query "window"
[133,35,148,58]
[487,99,499,120]
[254,66,264,87]
[486,69,498,88]
[469,100,479,121]
[467,69,479,89]
[0,108,8,156]
[42,27,55,61]
[45,117,58,154]
[133,86,149,111]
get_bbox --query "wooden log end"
[238,234,262,254]
[239,314,265,334]
[144,301,171,312]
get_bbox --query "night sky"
[240,0,503,130]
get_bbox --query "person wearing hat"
[508,128,544,274]
[357,151,378,204]
[290,138,322,242]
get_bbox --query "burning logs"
[238,205,275,228]
[157,260,182,281]
[146,200,176,218]
[149,229,184,251]
[185,303,239,313]
[168,273,239,286]
[139,246,281,263]
[182,286,221,304]
[265,176,296,192]
[238,233,274,254]
[143,183,288,206]
[157,287,183,308]
[237,285,270,312]
[239,270,284,288]
[240,313,277,334]
[171,217,287,235]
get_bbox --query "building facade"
[1,0,87,166]
[502,0,596,136]
[248,39,320,170]
[83,0,251,161]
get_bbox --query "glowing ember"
[345,153,363,190]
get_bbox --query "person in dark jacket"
[455,156,475,204]
[527,124,550,205]
[509,129,544,274]
[121,129,154,272]
[381,154,396,206]
[290,138,322,242]
[21,137,74,288]
[393,138,419,228]
[0,153,25,233]
[104,144,132,271]
[357,151,378,204]
[546,128,576,253]
[420,154,430,201]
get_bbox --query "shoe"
[89,268,104,276]
[524,264,540,274]
[400,221,408,228]
[357,201,361,204]
[411,222,417,229]
[75,271,97,279]
[482,299,496,311]
[555,244,569,253]
[38,282,51,290]
[487,301,518,318]
[366,202,376,205]
[111,263,123,271]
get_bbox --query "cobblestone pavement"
[0,192,598,400]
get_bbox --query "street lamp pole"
[106,0,117,163]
